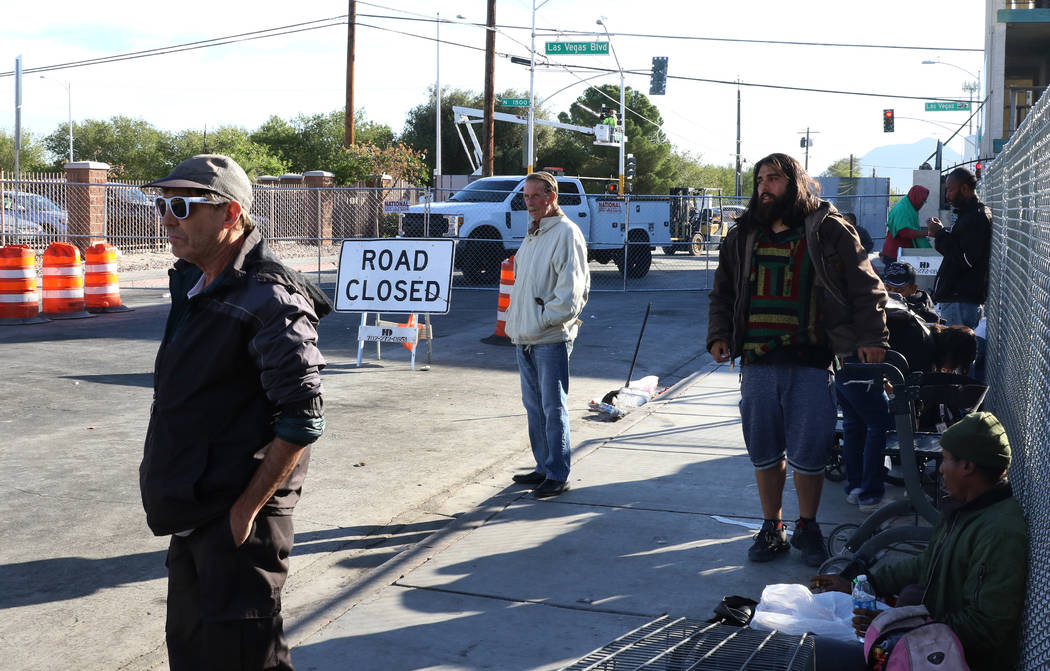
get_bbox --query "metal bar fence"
[981,85,1050,671]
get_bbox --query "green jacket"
[871,484,1028,671]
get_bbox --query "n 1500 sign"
[335,239,455,314]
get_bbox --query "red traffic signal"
[975,162,982,179]
[883,109,894,132]
[607,183,618,194]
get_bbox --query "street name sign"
[925,101,971,112]
[545,41,609,55]
[499,98,530,107]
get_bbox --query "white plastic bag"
[750,583,857,642]
[613,375,660,408]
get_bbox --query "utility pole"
[344,0,356,146]
[735,80,742,198]
[482,0,496,177]
[797,128,819,171]
[849,154,854,179]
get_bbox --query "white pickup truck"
[398,175,678,283]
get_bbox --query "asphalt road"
[0,275,713,670]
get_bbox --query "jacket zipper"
[974,563,986,602]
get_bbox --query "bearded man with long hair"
[707,153,889,566]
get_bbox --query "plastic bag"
[613,375,660,408]
[750,583,857,642]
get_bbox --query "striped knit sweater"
[742,226,825,364]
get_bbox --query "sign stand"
[355,312,433,371]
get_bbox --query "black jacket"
[933,195,992,304]
[140,230,332,536]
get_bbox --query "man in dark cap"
[811,412,1028,671]
[139,154,332,670]
[883,261,940,323]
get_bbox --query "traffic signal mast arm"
[452,105,600,176]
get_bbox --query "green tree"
[400,86,556,179]
[0,130,52,173]
[546,85,673,194]
[167,126,285,178]
[251,109,396,184]
[45,116,170,181]
[822,156,863,178]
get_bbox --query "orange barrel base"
[84,243,132,313]
[0,245,48,325]
[480,256,514,346]
[40,242,95,320]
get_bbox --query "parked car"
[3,192,69,237]
[106,185,160,244]
[1,193,47,243]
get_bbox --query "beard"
[753,191,794,227]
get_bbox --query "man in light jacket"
[505,172,590,498]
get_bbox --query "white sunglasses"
[154,196,226,220]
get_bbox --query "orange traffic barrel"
[84,243,131,313]
[40,242,95,320]
[481,256,514,345]
[0,245,48,325]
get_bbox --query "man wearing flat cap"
[139,154,332,670]
[811,412,1029,670]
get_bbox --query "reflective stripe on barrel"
[0,245,41,319]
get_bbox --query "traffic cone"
[481,256,514,345]
[40,242,95,320]
[399,313,418,352]
[0,244,48,325]
[84,243,132,313]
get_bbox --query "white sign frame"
[335,238,455,315]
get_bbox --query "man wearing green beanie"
[811,412,1029,671]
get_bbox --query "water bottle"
[852,574,876,641]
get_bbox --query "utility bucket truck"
[397,107,711,283]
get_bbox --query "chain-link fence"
[981,85,1050,671]
[2,173,896,293]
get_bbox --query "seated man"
[810,412,1028,671]
[884,261,940,324]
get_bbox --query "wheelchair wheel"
[818,554,866,579]
[826,523,861,556]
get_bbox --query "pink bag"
[863,606,970,671]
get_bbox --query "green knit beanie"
[940,412,1011,470]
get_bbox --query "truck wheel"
[661,246,677,256]
[615,232,652,278]
[460,229,503,285]
[689,232,706,256]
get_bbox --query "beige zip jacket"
[505,214,590,345]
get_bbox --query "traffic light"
[649,57,668,95]
[883,109,895,132]
[975,161,982,180]
[626,154,636,179]
[607,183,618,194]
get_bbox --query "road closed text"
[335,239,455,314]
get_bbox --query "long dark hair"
[737,153,821,230]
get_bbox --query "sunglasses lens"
[154,197,167,217]
[170,198,189,219]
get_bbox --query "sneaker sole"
[748,545,790,562]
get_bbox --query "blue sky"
[3,0,986,178]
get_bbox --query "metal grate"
[981,84,1050,670]
[560,617,814,671]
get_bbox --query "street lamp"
[435,13,466,183]
[596,17,625,194]
[39,75,73,163]
[922,59,981,155]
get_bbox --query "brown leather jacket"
[707,201,889,359]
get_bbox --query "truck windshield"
[448,179,521,203]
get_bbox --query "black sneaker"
[790,519,830,567]
[747,521,790,562]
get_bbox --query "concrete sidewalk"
[282,363,875,671]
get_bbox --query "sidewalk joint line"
[390,582,659,619]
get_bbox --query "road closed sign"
[335,238,455,314]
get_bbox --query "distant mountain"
[860,139,962,193]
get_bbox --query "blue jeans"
[938,301,983,329]
[835,367,890,499]
[516,341,573,481]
